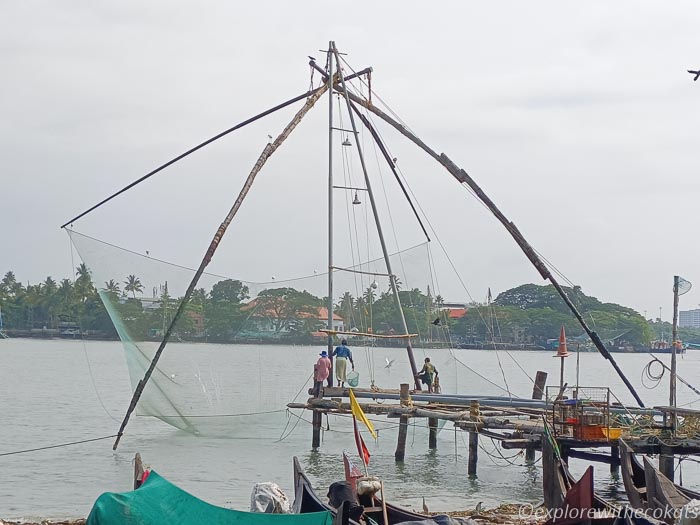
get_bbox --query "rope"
[356,104,521,395]
[60,87,325,228]
[0,435,117,457]
[642,356,700,396]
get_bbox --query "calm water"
[2,338,700,520]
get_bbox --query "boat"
[644,341,686,355]
[542,431,662,525]
[292,456,431,525]
[86,467,334,525]
[619,440,700,523]
[619,440,649,510]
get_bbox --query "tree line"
[2,268,697,346]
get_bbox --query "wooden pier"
[288,376,700,480]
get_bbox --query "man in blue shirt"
[331,339,354,387]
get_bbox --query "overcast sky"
[2,1,699,320]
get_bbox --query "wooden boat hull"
[619,439,700,523]
[619,439,648,510]
[292,456,427,525]
[642,456,693,524]
[542,435,662,525]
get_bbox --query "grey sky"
[2,1,699,320]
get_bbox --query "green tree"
[124,274,144,299]
[75,263,94,302]
[204,279,250,342]
[104,279,121,295]
[336,292,355,329]
[253,287,322,334]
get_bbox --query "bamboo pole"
[342,93,645,408]
[111,83,329,450]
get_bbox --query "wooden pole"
[468,433,478,477]
[468,400,479,477]
[610,444,620,474]
[312,411,322,449]
[659,447,674,481]
[532,371,548,401]
[344,93,646,408]
[326,45,335,389]
[428,417,438,450]
[133,453,145,489]
[332,45,422,391]
[670,276,680,432]
[111,83,329,450]
[395,384,410,462]
[527,371,547,462]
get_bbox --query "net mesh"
[68,229,488,437]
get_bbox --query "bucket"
[346,370,359,387]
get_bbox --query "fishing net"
[67,229,488,437]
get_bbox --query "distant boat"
[644,340,686,355]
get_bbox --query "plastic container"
[601,427,622,440]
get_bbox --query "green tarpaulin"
[86,470,333,525]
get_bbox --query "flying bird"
[688,69,700,81]
[422,497,429,514]
[384,357,396,369]
[432,317,441,326]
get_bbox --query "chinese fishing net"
[68,229,504,438]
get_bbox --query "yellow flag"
[349,389,377,440]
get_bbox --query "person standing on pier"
[313,350,332,397]
[416,357,439,393]
[332,339,354,387]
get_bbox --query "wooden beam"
[319,329,417,339]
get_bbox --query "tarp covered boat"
[87,469,333,525]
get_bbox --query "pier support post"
[468,432,478,477]
[610,444,620,474]
[312,411,322,448]
[526,370,548,462]
[468,400,480,477]
[395,384,410,462]
[659,448,674,481]
[428,417,438,449]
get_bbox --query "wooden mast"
[343,93,645,407]
[331,43,421,390]
[670,275,680,434]
[111,83,329,450]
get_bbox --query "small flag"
[343,450,363,480]
[349,389,377,440]
[353,417,371,466]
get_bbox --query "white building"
[679,309,700,328]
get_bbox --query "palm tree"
[1,271,23,298]
[191,288,208,307]
[41,277,58,328]
[124,275,144,299]
[337,292,355,329]
[104,279,121,295]
[75,263,94,302]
